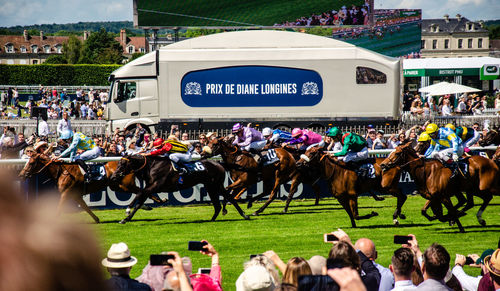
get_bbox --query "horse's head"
[414,140,430,156]
[110,155,135,183]
[207,137,238,157]
[380,142,417,171]
[297,146,323,167]
[19,153,50,179]
[479,129,499,147]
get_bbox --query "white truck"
[107,30,401,132]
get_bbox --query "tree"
[63,35,83,64]
[128,52,144,62]
[79,28,124,64]
[44,55,68,64]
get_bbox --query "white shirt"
[57,118,72,135]
[38,120,49,137]
[451,265,481,291]
[375,262,395,291]
[391,280,417,291]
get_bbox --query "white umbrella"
[418,81,481,96]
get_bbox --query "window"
[140,47,145,53]
[55,45,62,53]
[356,67,387,84]
[444,39,449,49]
[43,45,50,53]
[31,45,38,53]
[458,39,463,49]
[432,39,437,49]
[128,46,134,54]
[33,60,38,64]
[421,40,425,49]
[478,38,483,48]
[20,46,26,53]
[116,81,137,102]
[5,44,14,53]
[468,39,473,48]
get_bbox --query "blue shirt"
[424,127,462,157]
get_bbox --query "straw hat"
[101,242,137,268]
[235,265,276,291]
[484,249,500,277]
[33,141,48,151]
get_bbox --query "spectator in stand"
[390,248,417,291]
[181,132,192,147]
[452,249,494,291]
[12,88,18,106]
[416,243,453,291]
[355,237,394,291]
[441,98,452,116]
[0,127,33,159]
[495,94,500,113]
[81,102,88,119]
[456,97,467,115]
[236,255,279,291]
[410,99,424,116]
[282,257,312,288]
[7,87,13,107]
[479,248,500,291]
[38,114,50,140]
[199,134,209,146]
[102,242,152,291]
[57,111,72,137]
[106,142,122,157]
[372,130,387,150]
[366,127,377,149]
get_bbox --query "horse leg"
[454,191,468,211]
[283,176,300,213]
[442,197,465,233]
[456,191,475,217]
[312,182,321,206]
[475,193,492,226]
[119,191,150,224]
[73,194,100,223]
[254,178,282,215]
[247,192,268,209]
[338,196,356,228]
[369,191,385,201]
[392,191,407,226]
[350,196,378,220]
[220,186,249,220]
[205,186,222,221]
[252,179,275,216]
[125,194,140,215]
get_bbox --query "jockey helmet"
[153,138,164,148]
[232,123,243,133]
[445,123,456,131]
[59,130,74,140]
[417,132,431,142]
[262,127,272,137]
[291,128,303,138]
[425,123,439,134]
[326,127,341,137]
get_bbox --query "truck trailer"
[107,30,401,132]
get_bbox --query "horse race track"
[83,195,500,290]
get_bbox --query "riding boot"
[75,159,90,183]
[249,149,262,164]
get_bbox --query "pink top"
[190,265,222,291]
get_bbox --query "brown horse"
[380,142,467,232]
[18,153,143,223]
[297,146,383,228]
[414,140,500,226]
[206,138,297,216]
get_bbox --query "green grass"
[137,0,364,27]
[86,195,500,290]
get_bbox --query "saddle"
[171,161,207,176]
[344,159,376,179]
[442,158,469,178]
[76,163,106,182]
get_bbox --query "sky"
[0,0,499,28]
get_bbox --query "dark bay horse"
[110,154,249,223]
[297,146,384,228]
[414,140,500,226]
[19,153,142,223]
[206,138,297,216]
[380,142,467,232]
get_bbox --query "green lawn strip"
[87,195,499,290]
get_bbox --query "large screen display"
[134,0,374,28]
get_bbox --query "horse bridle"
[122,155,148,173]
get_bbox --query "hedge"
[0,64,122,86]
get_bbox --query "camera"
[324,233,339,243]
[150,254,175,266]
[188,241,207,251]
[393,235,412,244]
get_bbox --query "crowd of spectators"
[403,90,500,118]
[274,2,370,27]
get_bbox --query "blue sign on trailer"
[181,66,323,107]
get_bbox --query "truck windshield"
[115,81,137,103]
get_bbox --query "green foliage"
[63,35,83,64]
[91,196,500,291]
[43,55,68,64]
[128,52,145,62]
[302,27,334,36]
[79,28,124,64]
[487,24,500,39]
[183,28,224,38]
[0,64,120,86]
[1,21,142,34]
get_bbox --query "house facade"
[421,14,489,58]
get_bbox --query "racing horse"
[380,142,469,232]
[297,146,387,228]
[206,137,297,216]
[110,154,249,223]
[18,151,146,223]
[414,139,500,226]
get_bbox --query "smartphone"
[465,257,475,265]
[298,275,337,291]
[249,254,262,259]
[197,268,211,274]
[324,233,339,243]
[188,241,208,251]
[394,235,412,244]
[150,254,174,266]
[326,258,345,270]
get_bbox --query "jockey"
[424,123,464,163]
[326,127,369,163]
[57,130,102,182]
[232,123,267,153]
[268,128,293,146]
[445,123,481,150]
[144,137,191,173]
[283,128,324,150]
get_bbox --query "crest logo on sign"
[301,82,319,95]
[185,82,202,95]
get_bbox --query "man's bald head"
[355,238,377,260]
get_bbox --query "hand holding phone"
[150,254,175,266]
[188,241,208,251]
[394,235,412,244]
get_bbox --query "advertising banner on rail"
[76,173,417,210]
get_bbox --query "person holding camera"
[452,249,494,291]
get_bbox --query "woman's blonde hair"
[282,257,312,287]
